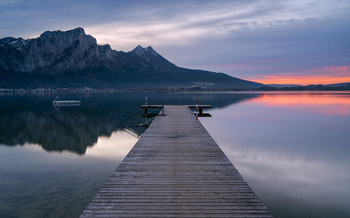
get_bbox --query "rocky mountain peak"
[132,45,146,56]
[0,37,28,51]
[0,37,17,44]
[0,27,103,74]
[39,27,96,46]
[69,27,85,34]
[145,46,154,51]
[145,46,161,57]
[0,27,262,89]
[40,27,85,37]
[132,45,161,58]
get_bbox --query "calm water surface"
[201,91,350,218]
[0,91,349,217]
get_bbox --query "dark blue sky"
[1,0,349,84]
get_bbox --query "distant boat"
[53,96,81,110]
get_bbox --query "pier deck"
[80,106,271,217]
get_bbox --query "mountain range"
[0,27,262,90]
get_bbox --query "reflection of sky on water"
[201,92,350,218]
[0,130,136,218]
[85,130,138,160]
[255,92,350,116]
[1,92,350,217]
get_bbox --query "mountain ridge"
[0,27,262,89]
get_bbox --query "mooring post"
[196,100,198,120]
[144,96,148,114]
[199,108,203,115]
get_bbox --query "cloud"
[85,0,346,51]
[1,0,349,83]
[253,65,350,85]
[156,15,350,80]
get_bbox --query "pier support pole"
[144,96,148,114]
[196,100,198,120]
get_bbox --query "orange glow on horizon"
[251,66,350,85]
[255,76,350,85]
[252,93,350,116]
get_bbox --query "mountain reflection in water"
[0,91,350,218]
[0,93,259,154]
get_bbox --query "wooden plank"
[80,106,272,217]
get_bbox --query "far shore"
[1,87,350,96]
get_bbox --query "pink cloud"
[253,65,350,85]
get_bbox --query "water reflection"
[2,91,349,217]
[85,130,138,160]
[0,92,262,217]
[0,93,259,154]
[254,92,350,116]
[201,91,350,218]
[0,130,136,218]
[0,94,154,154]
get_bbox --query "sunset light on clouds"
[1,0,349,85]
[253,65,350,85]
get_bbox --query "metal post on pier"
[144,97,148,114]
[195,99,198,120]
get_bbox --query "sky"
[1,0,350,85]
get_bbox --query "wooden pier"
[80,106,272,217]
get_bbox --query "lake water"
[0,91,349,217]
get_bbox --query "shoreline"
[1,88,350,96]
